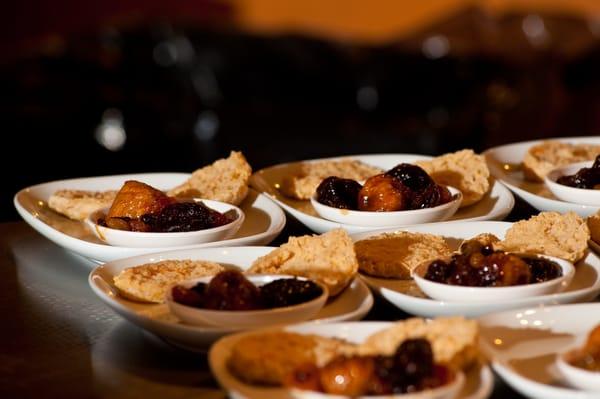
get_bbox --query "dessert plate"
[478,303,600,399]
[250,154,514,234]
[483,136,600,217]
[88,246,374,351]
[209,321,494,399]
[14,173,286,263]
[352,221,600,318]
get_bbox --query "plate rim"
[14,172,286,262]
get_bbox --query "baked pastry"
[416,149,490,207]
[228,331,356,386]
[522,141,600,182]
[355,232,453,279]
[113,259,224,303]
[358,317,479,371]
[247,229,358,296]
[168,151,252,205]
[280,159,382,200]
[48,189,117,221]
[499,211,590,263]
[588,211,600,244]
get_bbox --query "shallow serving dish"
[556,348,600,392]
[483,136,600,217]
[209,322,493,399]
[250,154,514,234]
[166,274,328,328]
[412,254,574,303]
[353,221,600,318]
[545,161,600,207]
[88,246,374,351]
[86,200,244,248]
[14,173,286,263]
[310,186,462,227]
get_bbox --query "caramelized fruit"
[358,174,408,212]
[557,155,600,189]
[315,176,362,209]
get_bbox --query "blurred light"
[522,14,549,47]
[356,85,379,111]
[427,107,449,128]
[588,17,600,37]
[494,339,503,346]
[192,67,222,106]
[422,35,449,59]
[95,109,126,151]
[153,36,195,67]
[194,110,219,141]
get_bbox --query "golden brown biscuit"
[168,151,252,205]
[48,189,117,221]
[247,229,358,296]
[228,331,357,386]
[416,149,490,207]
[355,232,453,279]
[280,159,382,200]
[499,211,590,263]
[588,211,600,245]
[113,259,224,303]
[522,141,600,182]
[358,317,479,371]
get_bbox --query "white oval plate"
[250,154,514,234]
[352,221,600,318]
[88,246,373,351]
[14,173,286,263]
[483,136,600,217]
[209,321,493,399]
[478,303,600,399]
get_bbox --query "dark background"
[3,3,600,222]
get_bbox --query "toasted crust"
[358,317,479,371]
[280,159,382,200]
[588,211,600,245]
[522,141,600,182]
[113,260,224,303]
[228,331,356,386]
[355,232,453,279]
[416,149,490,207]
[168,151,252,205]
[48,189,117,221]
[247,229,358,296]
[499,211,590,263]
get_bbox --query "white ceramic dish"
[166,274,328,328]
[14,173,286,263]
[289,372,464,399]
[556,349,600,393]
[209,321,493,399]
[310,186,462,227]
[250,154,514,234]
[352,221,600,318]
[545,161,600,206]
[412,254,574,303]
[478,303,600,399]
[483,136,600,217]
[86,200,245,248]
[88,246,374,351]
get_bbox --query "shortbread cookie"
[499,211,590,263]
[280,159,382,200]
[48,189,117,221]
[588,211,600,244]
[416,149,490,207]
[113,259,224,303]
[247,229,358,296]
[522,141,600,182]
[359,317,479,371]
[355,232,453,279]
[228,331,357,386]
[168,151,252,205]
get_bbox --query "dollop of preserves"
[285,338,453,395]
[172,270,323,310]
[557,155,600,189]
[315,163,453,212]
[567,325,600,372]
[424,244,563,287]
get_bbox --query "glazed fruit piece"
[315,176,362,209]
[107,180,174,220]
[557,155,600,189]
[358,174,408,212]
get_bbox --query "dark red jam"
[171,270,323,310]
[424,243,562,287]
[314,163,452,212]
[556,155,600,189]
[284,338,452,396]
